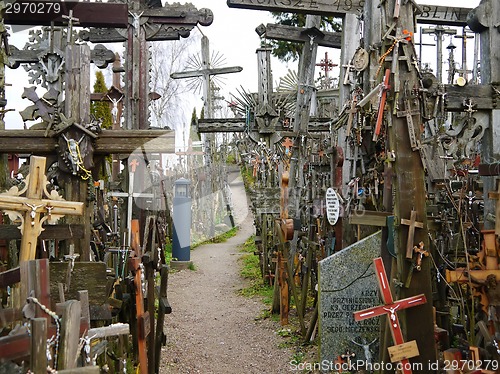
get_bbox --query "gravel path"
[160,171,295,374]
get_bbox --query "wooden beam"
[263,23,342,49]
[0,267,20,288]
[416,5,471,26]
[0,224,85,240]
[227,0,363,17]
[349,211,392,227]
[443,84,495,111]
[0,129,175,154]
[479,163,500,176]
[3,1,128,28]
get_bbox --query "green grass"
[192,226,239,249]
[238,236,274,305]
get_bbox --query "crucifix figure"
[106,93,124,124]
[0,156,84,262]
[465,272,500,332]
[354,257,427,374]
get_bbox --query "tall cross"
[454,28,475,80]
[421,25,456,83]
[108,158,153,247]
[171,35,242,118]
[0,156,84,262]
[354,257,427,374]
[316,51,338,88]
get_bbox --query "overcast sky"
[4,0,481,133]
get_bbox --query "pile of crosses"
[0,1,213,373]
[201,0,500,372]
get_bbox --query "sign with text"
[388,340,420,363]
[227,0,363,17]
[416,5,471,26]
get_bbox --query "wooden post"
[64,44,92,261]
[57,300,82,370]
[30,318,48,374]
[154,265,171,374]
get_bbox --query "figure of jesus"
[466,272,500,332]
[107,94,123,123]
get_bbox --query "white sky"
[4,0,481,134]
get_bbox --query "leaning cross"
[354,257,427,374]
[0,156,84,262]
[400,210,424,259]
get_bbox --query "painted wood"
[0,224,85,240]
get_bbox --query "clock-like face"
[353,48,369,72]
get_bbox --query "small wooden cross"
[487,180,500,237]
[282,137,293,155]
[354,258,427,374]
[62,9,80,44]
[0,156,84,262]
[400,210,424,259]
[342,60,355,85]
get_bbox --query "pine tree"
[91,71,113,129]
[266,14,342,62]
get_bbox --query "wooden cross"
[487,180,500,237]
[372,68,391,142]
[62,9,80,44]
[0,156,84,262]
[354,258,427,374]
[316,52,338,77]
[282,137,294,156]
[400,210,424,259]
[396,97,421,151]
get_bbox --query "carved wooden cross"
[354,257,427,374]
[400,210,424,259]
[0,156,84,262]
[282,137,293,156]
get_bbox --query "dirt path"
[160,171,294,374]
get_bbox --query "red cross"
[354,257,427,374]
[129,158,140,173]
[316,52,338,78]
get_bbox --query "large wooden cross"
[0,156,83,262]
[354,258,427,374]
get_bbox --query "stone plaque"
[319,231,381,368]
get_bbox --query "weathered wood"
[0,266,20,287]
[57,367,100,373]
[49,262,107,309]
[154,265,170,374]
[0,129,175,154]
[417,5,471,26]
[0,319,89,361]
[3,1,128,28]
[262,23,342,49]
[171,66,242,79]
[227,0,363,16]
[444,84,496,111]
[57,300,82,370]
[20,259,51,320]
[88,323,130,339]
[348,211,392,227]
[0,224,85,240]
[30,318,47,374]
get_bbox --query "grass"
[237,235,319,370]
[192,226,239,249]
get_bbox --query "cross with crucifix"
[0,156,83,262]
[316,52,338,89]
[354,257,427,374]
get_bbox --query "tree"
[90,71,113,129]
[149,36,198,130]
[266,13,342,62]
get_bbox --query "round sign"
[352,48,369,72]
[326,188,340,225]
